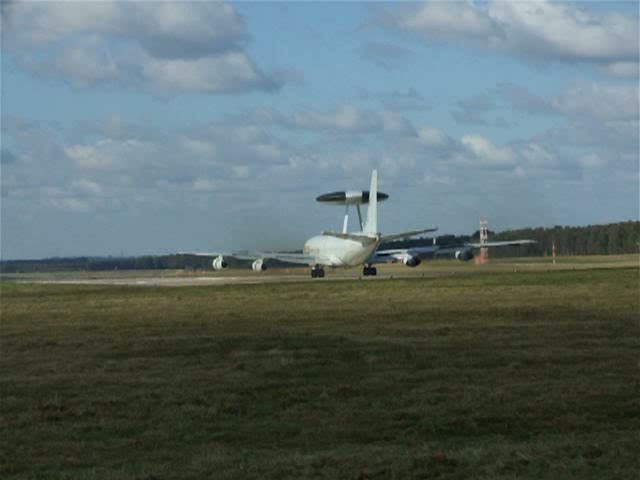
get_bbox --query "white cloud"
[345,152,376,171]
[48,42,119,87]
[470,82,639,129]
[381,0,638,71]
[127,2,247,59]
[606,62,640,78]
[142,52,278,94]
[39,179,106,213]
[394,1,496,43]
[192,178,216,192]
[252,144,281,160]
[381,111,415,134]
[577,153,607,169]
[65,144,114,169]
[551,83,639,121]
[363,87,431,112]
[41,187,93,213]
[294,104,371,132]
[289,104,416,135]
[179,137,216,156]
[233,125,267,144]
[4,1,245,56]
[4,1,283,94]
[71,179,103,196]
[358,41,414,70]
[417,126,449,147]
[421,170,454,186]
[3,1,120,44]
[232,165,250,178]
[520,143,557,167]
[488,2,638,62]
[48,197,91,213]
[64,139,155,170]
[461,135,515,166]
[380,154,416,178]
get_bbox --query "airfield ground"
[3,254,637,286]
[1,256,639,479]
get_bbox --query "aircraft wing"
[178,251,315,265]
[233,252,315,265]
[379,227,438,243]
[369,238,536,264]
[368,245,441,264]
[464,240,537,248]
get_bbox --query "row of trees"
[2,254,224,274]
[1,221,638,273]
[485,220,640,257]
[382,221,639,258]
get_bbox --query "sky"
[1,0,639,259]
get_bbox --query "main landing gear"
[362,265,377,276]
[311,266,325,278]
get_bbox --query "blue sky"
[1,0,638,259]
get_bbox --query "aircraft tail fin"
[363,169,378,235]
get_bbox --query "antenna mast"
[479,218,489,264]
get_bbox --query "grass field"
[1,264,639,479]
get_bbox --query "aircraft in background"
[371,238,535,266]
[183,169,534,278]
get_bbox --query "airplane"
[183,169,534,278]
[184,169,438,278]
[369,238,536,266]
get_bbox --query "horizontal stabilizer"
[320,231,379,245]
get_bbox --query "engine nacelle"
[455,249,474,261]
[251,259,267,272]
[403,255,421,267]
[212,255,228,270]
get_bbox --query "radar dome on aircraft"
[316,190,389,205]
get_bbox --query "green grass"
[1,267,639,479]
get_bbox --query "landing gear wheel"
[362,266,377,276]
[311,266,325,278]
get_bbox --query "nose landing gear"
[311,266,325,278]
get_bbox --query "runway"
[19,269,445,287]
[7,256,635,287]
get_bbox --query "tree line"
[1,220,638,273]
[384,220,639,258]
[483,220,639,258]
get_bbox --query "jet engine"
[252,259,267,272]
[403,255,421,267]
[455,249,474,261]
[212,255,228,270]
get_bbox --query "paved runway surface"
[18,268,459,287]
[10,257,635,287]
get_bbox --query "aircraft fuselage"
[303,234,380,267]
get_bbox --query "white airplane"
[184,169,534,278]
[369,238,536,266]
[185,170,438,277]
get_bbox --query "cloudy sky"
[2,1,638,259]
